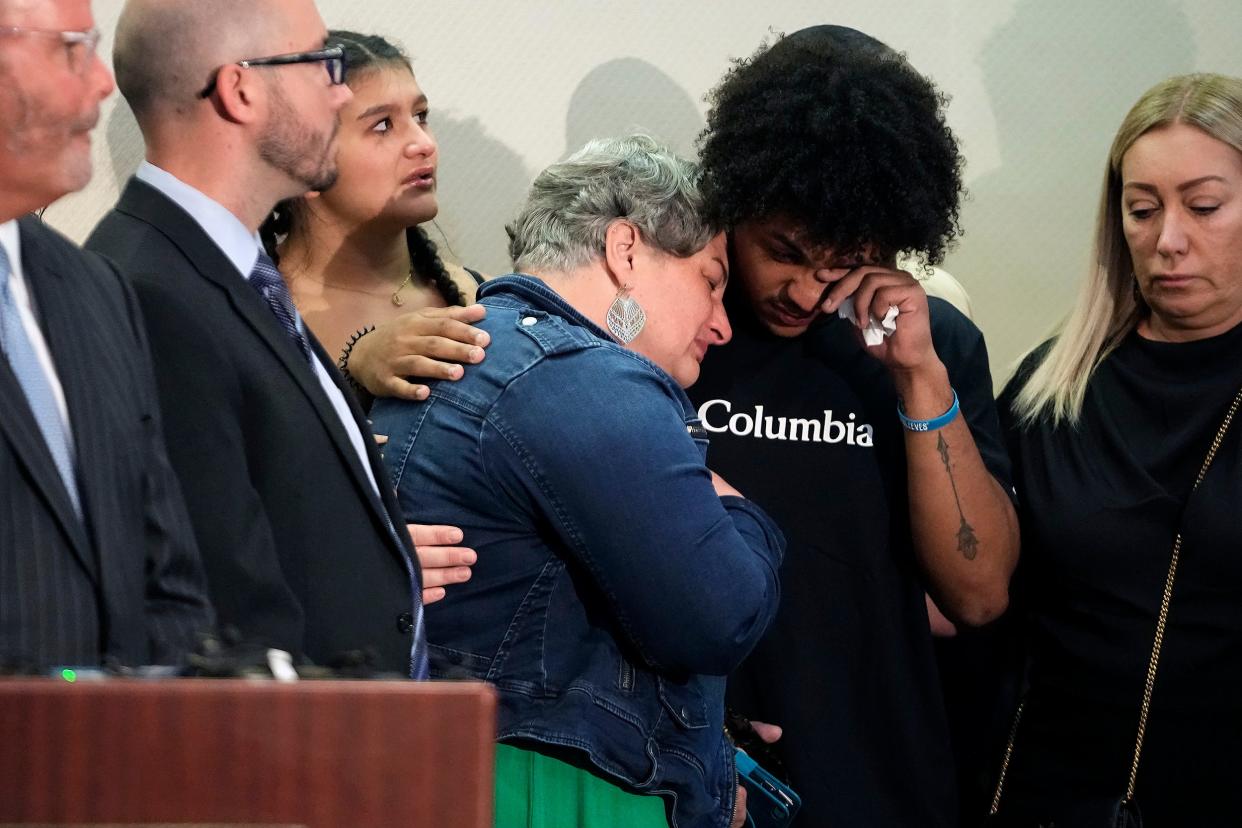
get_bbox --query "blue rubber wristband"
[897,388,960,432]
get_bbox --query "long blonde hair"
[1011,73,1242,426]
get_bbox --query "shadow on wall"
[429,113,530,277]
[106,99,145,193]
[435,58,705,276]
[564,57,705,161]
[946,0,1194,381]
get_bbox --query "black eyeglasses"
[197,45,346,99]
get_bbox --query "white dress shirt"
[0,219,74,440]
[134,162,381,497]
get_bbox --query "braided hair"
[260,30,465,307]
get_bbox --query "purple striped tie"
[248,252,313,364]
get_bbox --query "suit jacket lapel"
[115,179,325,401]
[114,180,410,564]
[3,218,98,579]
[309,335,415,564]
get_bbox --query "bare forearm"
[825,267,1018,623]
[897,363,1018,626]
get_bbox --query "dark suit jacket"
[0,216,214,667]
[86,178,421,674]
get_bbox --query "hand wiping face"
[838,295,900,346]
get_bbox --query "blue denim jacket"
[372,275,785,828]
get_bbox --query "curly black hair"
[698,26,965,266]
[259,30,465,307]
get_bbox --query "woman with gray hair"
[992,73,1242,826]
[370,135,784,828]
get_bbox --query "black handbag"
[987,386,1242,828]
[987,792,1142,828]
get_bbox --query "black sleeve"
[928,297,1014,499]
[102,257,217,663]
[128,275,306,657]
[996,342,1053,434]
[995,340,1056,486]
[993,340,1054,616]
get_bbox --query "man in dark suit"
[0,0,213,667]
[87,0,428,676]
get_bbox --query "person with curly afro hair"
[686,25,1019,828]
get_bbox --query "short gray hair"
[506,134,717,273]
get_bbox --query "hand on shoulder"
[346,304,490,400]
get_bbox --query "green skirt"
[494,742,669,828]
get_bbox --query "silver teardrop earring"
[606,284,646,344]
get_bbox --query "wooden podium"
[0,678,496,827]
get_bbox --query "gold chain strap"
[1123,384,1242,798]
[989,698,1026,815]
[989,385,1242,817]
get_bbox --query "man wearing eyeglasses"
[85,0,430,678]
[0,0,214,668]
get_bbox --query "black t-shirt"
[689,290,1012,828]
[996,324,1242,826]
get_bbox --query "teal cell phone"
[735,747,801,827]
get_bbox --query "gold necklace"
[293,266,415,306]
[391,269,413,306]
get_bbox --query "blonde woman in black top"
[997,73,1242,827]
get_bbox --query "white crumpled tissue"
[838,296,900,346]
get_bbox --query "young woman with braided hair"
[261,30,486,605]
[262,30,488,404]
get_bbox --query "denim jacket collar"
[479,273,688,397]
[478,272,605,332]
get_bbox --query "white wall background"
[52,0,1242,382]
